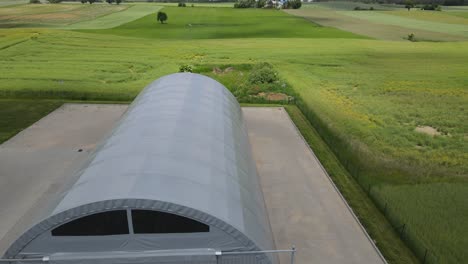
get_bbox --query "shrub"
[421,4,440,10]
[444,0,465,5]
[256,0,266,8]
[407,33,416,42]
[248,63,278,84]
[234,0,255,8]
[404,0,414,10]
[156,11,168,24]
[265,0,274,8]
[81,0,87,3]
[116,0,122,4]
[178,2,186,7]
[29,0,41,3]
[354,6,374,11]
[48,0,62,3]
[291,0,301,9]
[179,64,193,73]
[106,0,114,3]
[283,0,301,9]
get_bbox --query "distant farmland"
[288,3,468,41]
[83,6,365,39]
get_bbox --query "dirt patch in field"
[415,126,441,136]
[257,92,290,101]
[212,66,235,74]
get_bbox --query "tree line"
[43,0,123,3]
[313,0,466,6]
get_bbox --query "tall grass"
[284,105,419,264]
[290,88,467,264]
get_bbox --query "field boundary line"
[280,106,388,264]
[0,38,30,51]
[64,4,132,27]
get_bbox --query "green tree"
[404,0,414,11]
[157,11,168,24]
[48,0,63,3]
[116,0,122,4]
[88,0,96,3]
[106,0,114,3]
[256,0,266,8]
[234,0,255,8]
[283,0,301,9]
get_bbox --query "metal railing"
[0,246,297,264]
[217,246,296,264]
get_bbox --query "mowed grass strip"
[147,2,234,7]
[339,10,468,38]
[63,4,163,29]
[447,11,468,19]
[302,1,398,11]
[84,6,365,39]
[385,10,468,25]
[287,7,468,41]
[0,0,28,7]
[0,3,127,28]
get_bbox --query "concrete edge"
[0,103,66,147]
[280,106,388,264]
[0,103,131,148]
[241,107,280,254]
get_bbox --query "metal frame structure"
[0,247,296,264]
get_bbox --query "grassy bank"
[0,100,62,143]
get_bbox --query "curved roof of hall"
[5,73,274,258]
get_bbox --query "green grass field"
[302,1,399,10]
[386,9,468,25]
[84,6,364,39]
[63,4,163,29]
[0,3,467,264]
[340,10,468,38]
[290,3,468,41]
[285,105,419,264]
[448,11,468,18]
[142,2,235,7]
[0,0,28,7]
[0,3,128,28]
[374,182,468,263]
